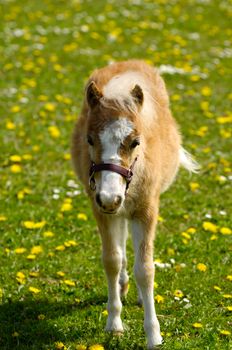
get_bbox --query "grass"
[0,0,231,349]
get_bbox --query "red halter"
[89,157,138,193]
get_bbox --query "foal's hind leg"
[96,214,128,333]
[132,217,162,349]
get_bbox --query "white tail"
[179,147,200,173]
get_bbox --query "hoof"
[112,330,124,337]
[105,328,124,336]
[147,335,163,349]
[105,318,124,334]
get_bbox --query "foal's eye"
[130,138,140,149]
[87,135,94,146]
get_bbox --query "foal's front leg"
[132,218,162,349]
[97,215,127,333]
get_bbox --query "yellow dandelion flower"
[154,281,159,289]
[38,94,48,101]
[174,290,184,298]
[43,231,55,238]
[22,154,33,161]
[216,116,232,124]
[32,145,40,152]
[213,285,221,291]
[0,215,7,221]
[181,232,191,240]
[27,254,36,260]
[200,101,209,111]
[29,271,39,277]
[189,182,200,192]
[195,125,208,137]
[226,306,232,311]
[57,271,65,277]
[11,105,21,113]
[63,153,71,160]
[201,86,212,96]
[23,221,46,229]
[190,75,200,82]
[64,198,72,203]
[6,121,16,130]
[219,330,231,336]
[33,221,46,229]
[30,246,43,255]
[220,129,231,138]
[16,272,26,284]
[222,294,232,299]
[17,190,25,200]
[29,286,41,294]
[157,215,164,222]
[192,322,203,328]
[226,275,232,281]
[48,125,60,138]
[210,234,218,241]
[102,310,108,316]
[48,252,54,257]
[18,187,31,196]
[77,213,87,221]
[63,97,72,105]
[44,102,56,112]
[23,221,35,229]
[61,202,73,212]
[10,155,22,162]
[64,280,75,287]
[76,345,87,350]
[55,245,66,251]
[15,247,27,254]
[182,238,189,245]
[202,147,211,153]
[10,164,22,173]
[187,227,196,234]
[64,240,78,247]
[54,64,62,72]
[171,94,181,101]
[55,341,66,349]
[202,221,218,233]
[196,263,207,272]
[89,345,104,350]
[154,295,164,303]
[220,227,231,235]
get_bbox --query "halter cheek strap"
[89,157,138,194]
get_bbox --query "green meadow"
[0,0,231,349]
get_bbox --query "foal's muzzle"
[89,157,138,195]
[95,192,122,213]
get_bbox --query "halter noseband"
[89,157,138,194]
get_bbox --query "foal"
[72,60,198,348]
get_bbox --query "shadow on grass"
[0,295,107,350]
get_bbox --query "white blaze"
[97,118,134,203]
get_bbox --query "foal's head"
[86,81,143,214]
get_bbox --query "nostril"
[96,193,102,207]
[114,195,122,207]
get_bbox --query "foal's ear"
[131,84,143,106]
[86,81,103,108]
